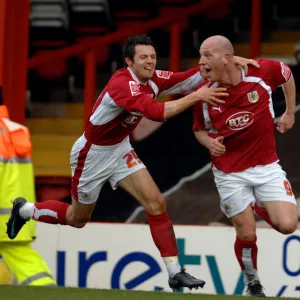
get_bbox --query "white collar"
[127,67,148,85]
[239,66,246,81]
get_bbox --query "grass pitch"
[0,286,292,300]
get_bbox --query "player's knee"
[70,216,90,228]
[277,218,298,234]
[238,231,256,241]
[146,194,166,215]
[72,221,87,228]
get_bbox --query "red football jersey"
[193,58,292,173]
[85,67,203,145]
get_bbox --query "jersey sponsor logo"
[129,81,141,96]
[280,62,291,82]
[155,70,173,79]
[247,90,259,103]
[226,111,254,131]
[121,115,139,127]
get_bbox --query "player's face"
[127,45,157,83]
[199,45,225,82]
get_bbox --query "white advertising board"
[32,223,300,297]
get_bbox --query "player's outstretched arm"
[163,84,228,120]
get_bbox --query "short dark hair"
[123,35,157,67]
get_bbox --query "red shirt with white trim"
[85,67,203,145]
[193,58,292,173]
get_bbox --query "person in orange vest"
[0,87,56,286]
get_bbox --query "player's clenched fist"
[276,112,295,133]
[209,136,226,156]
[195,83,228,106]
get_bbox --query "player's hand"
[195,83,228,106]
[209,136,226,156]
[277,112,295,133]
[233,56,260,75]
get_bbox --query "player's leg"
[65,198,96,228]
[7,196,71,239]
[7,137,111,238]
[7,195,96,237]
[117,168,177,260]
[231,205,259,282]
[253,201,280,231]
[118,169,205,291]
[213,167,265,297]
[262,201,297,234]
[231,205,265,297]
[111,148,205,291]
[254,165,298,234]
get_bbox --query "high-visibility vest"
[0,105,36,242]
[0,256,15,284]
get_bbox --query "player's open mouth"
[201,66,211,76]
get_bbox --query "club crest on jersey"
[129,81,141,96]
[155,70,173,79]
[247,91,259,103]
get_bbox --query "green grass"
[0,286,292,300]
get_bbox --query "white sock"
[163,256,181,278]
[19,203,34,220]
[244,272,260,284]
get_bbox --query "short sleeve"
[193,102,206,131]
[259,58,292,91]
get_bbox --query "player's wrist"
[285,109,295,115]
[189,91,200,102]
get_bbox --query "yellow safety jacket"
[0,105,36,242]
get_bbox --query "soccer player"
[193,35,298,297]
[7,35,256,291]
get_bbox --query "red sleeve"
[109,79,165,122]
[259,58,292,91]
[192,102,206,131]
[154,67,204,95]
